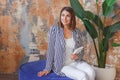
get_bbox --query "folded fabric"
[19,60,72,80]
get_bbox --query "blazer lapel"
[59,27,66,50]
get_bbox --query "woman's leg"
[61,65,88,80]
[76,62,95,80]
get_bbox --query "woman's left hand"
[70,54,79,60]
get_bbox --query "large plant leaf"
[104,21,120,38]
[93,15,104,30]
[112,43,120,47]
[105,0,117,6]
[102,1,114,17]
[70,0,95,20]
[84,11,95,20]
[83,20,98,39]
[70,0,85,20]
[96,0,98,3]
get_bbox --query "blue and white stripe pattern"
[44,24,84,75]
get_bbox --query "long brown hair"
[58,6,76,30]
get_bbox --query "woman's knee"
[61,66,71,73]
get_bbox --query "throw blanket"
[19,60,72,80]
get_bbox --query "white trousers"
[61,61,95,80]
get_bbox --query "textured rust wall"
[0,0,120,76]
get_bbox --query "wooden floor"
[0,73,18,80]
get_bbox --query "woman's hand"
[37,70,50,77]
[70,54,79,60]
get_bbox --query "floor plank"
[0,73,18,80]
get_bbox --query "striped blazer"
[44,24,84,75]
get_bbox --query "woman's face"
[61,10,71,27]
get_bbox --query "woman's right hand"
[37,70,50,77]
[71,54,79,60]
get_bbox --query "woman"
[38,6,95,80]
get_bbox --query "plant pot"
[93,66,116,80]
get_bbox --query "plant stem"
[93,39,99,62]
[96,1,99,15]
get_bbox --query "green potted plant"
[70,0,120,79]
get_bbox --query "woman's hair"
[58,6,76,30]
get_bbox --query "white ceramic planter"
[93,66,116,80]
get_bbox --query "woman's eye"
[67,15,71,17]
[61,14,65,17]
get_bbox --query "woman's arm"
[74,29,84,61]
[44,25,57,71]
[38,25,57,77]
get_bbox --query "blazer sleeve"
[75,29,84,61]
[44,25,56,71]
